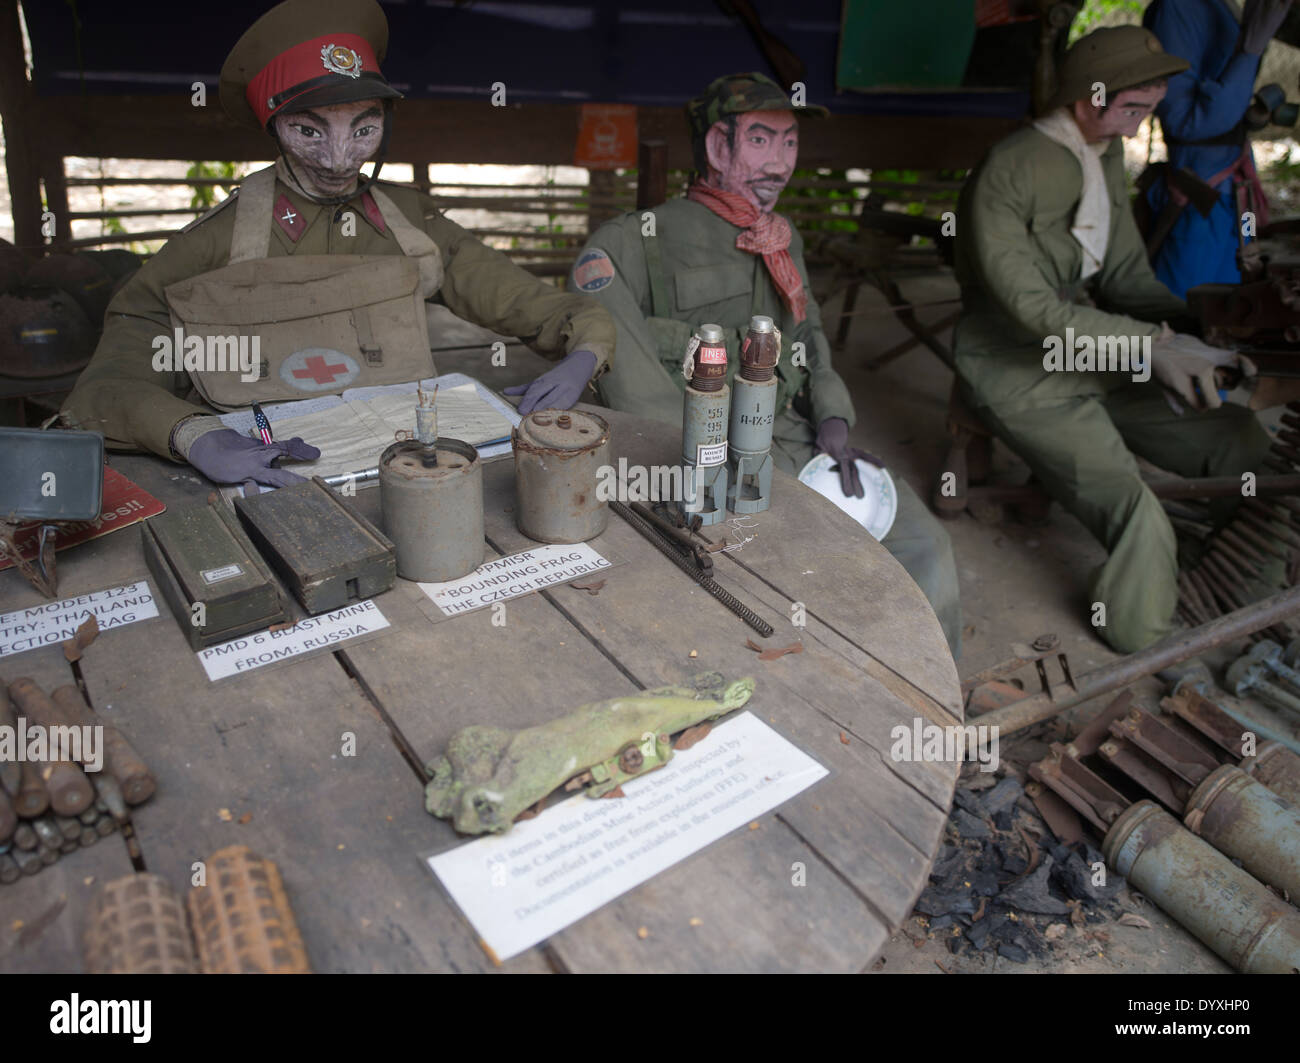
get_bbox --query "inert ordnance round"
[682,324,730,526]
[84,873,198,974]
[728,315,779,515]
[1103,799,1300,974]
[1183,764,1300,899]
[513,409,610,544]
[1242,740,1300,805]
[380,438,484,583]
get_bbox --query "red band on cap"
[247,32,380,127]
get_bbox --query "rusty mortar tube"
[1243,742,1300,805]
[6,678,93,816]
[1104,800,1300,974]
[977,584,1300,738]
[0,681,47,817]
[1182,764,1300,899]
[49,684,155,805]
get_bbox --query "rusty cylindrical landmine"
[380,438,484,583]
[7,678,94,816]
[681,324,730,526]
[49,684,155,805]
[0,681,48,817]
[728,315,780,515]
[1103,800,1300,973]
[1182,764,1300,899]
[513,409,610,544]
[1242,740,1300,805]
[187,846,311,974]
[84,873,198,974]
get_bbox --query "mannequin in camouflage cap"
[568,72,962,657]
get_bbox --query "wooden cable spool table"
[0,406,960,973]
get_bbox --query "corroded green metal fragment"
[424,672,755,834]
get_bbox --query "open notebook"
[217,376,516,483]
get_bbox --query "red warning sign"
[573,104,637,169]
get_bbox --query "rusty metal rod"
[977,584,1300,737]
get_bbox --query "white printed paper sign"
[197,599,389,681]
[419,543,611,617]
[425,711,827,961]
[0,581,158,658]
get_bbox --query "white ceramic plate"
[797,454,898,541]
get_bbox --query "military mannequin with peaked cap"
[64,0,615,488]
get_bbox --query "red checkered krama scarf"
[686,181,808,322]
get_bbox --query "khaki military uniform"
[569,197,963,655]
[955,126,1272,652]
[64,170,615,458]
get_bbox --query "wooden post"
[636,139,667,211]
[412,159,433,195]
[0,0,43,250]
[586,169,617,237]
[40,148,69,249]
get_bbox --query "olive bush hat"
[1045,25,1189,112]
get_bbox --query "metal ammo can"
[513,409,610,543]
[380,438,484,582]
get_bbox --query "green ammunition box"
[234,477,395,614]
[142,497,288,650]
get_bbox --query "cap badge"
[321,43,363,78]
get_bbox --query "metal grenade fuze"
[681,323,730,525]
[727,314,779,513]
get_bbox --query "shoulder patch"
[179,191,239,235]
[573,248,615,292]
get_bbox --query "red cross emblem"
[292,354,348,384]
[280,348,360,391]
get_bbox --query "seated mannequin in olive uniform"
[63,0,614,490]
[954,27,1271,654]
[568,73,962,657]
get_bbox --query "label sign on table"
[197,599,390,681]
[0,580,159,658]
[425,711,827,961]
[419,543,612,617]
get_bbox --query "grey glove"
[814,417,884,500]
[188,428,320,489]
[504,349,597,415]
[1150,328,1247,411]
[1242,0,1293,55]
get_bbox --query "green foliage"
[778,168,861,233]
[186,161,240,210]
[1069,0,1146,43]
